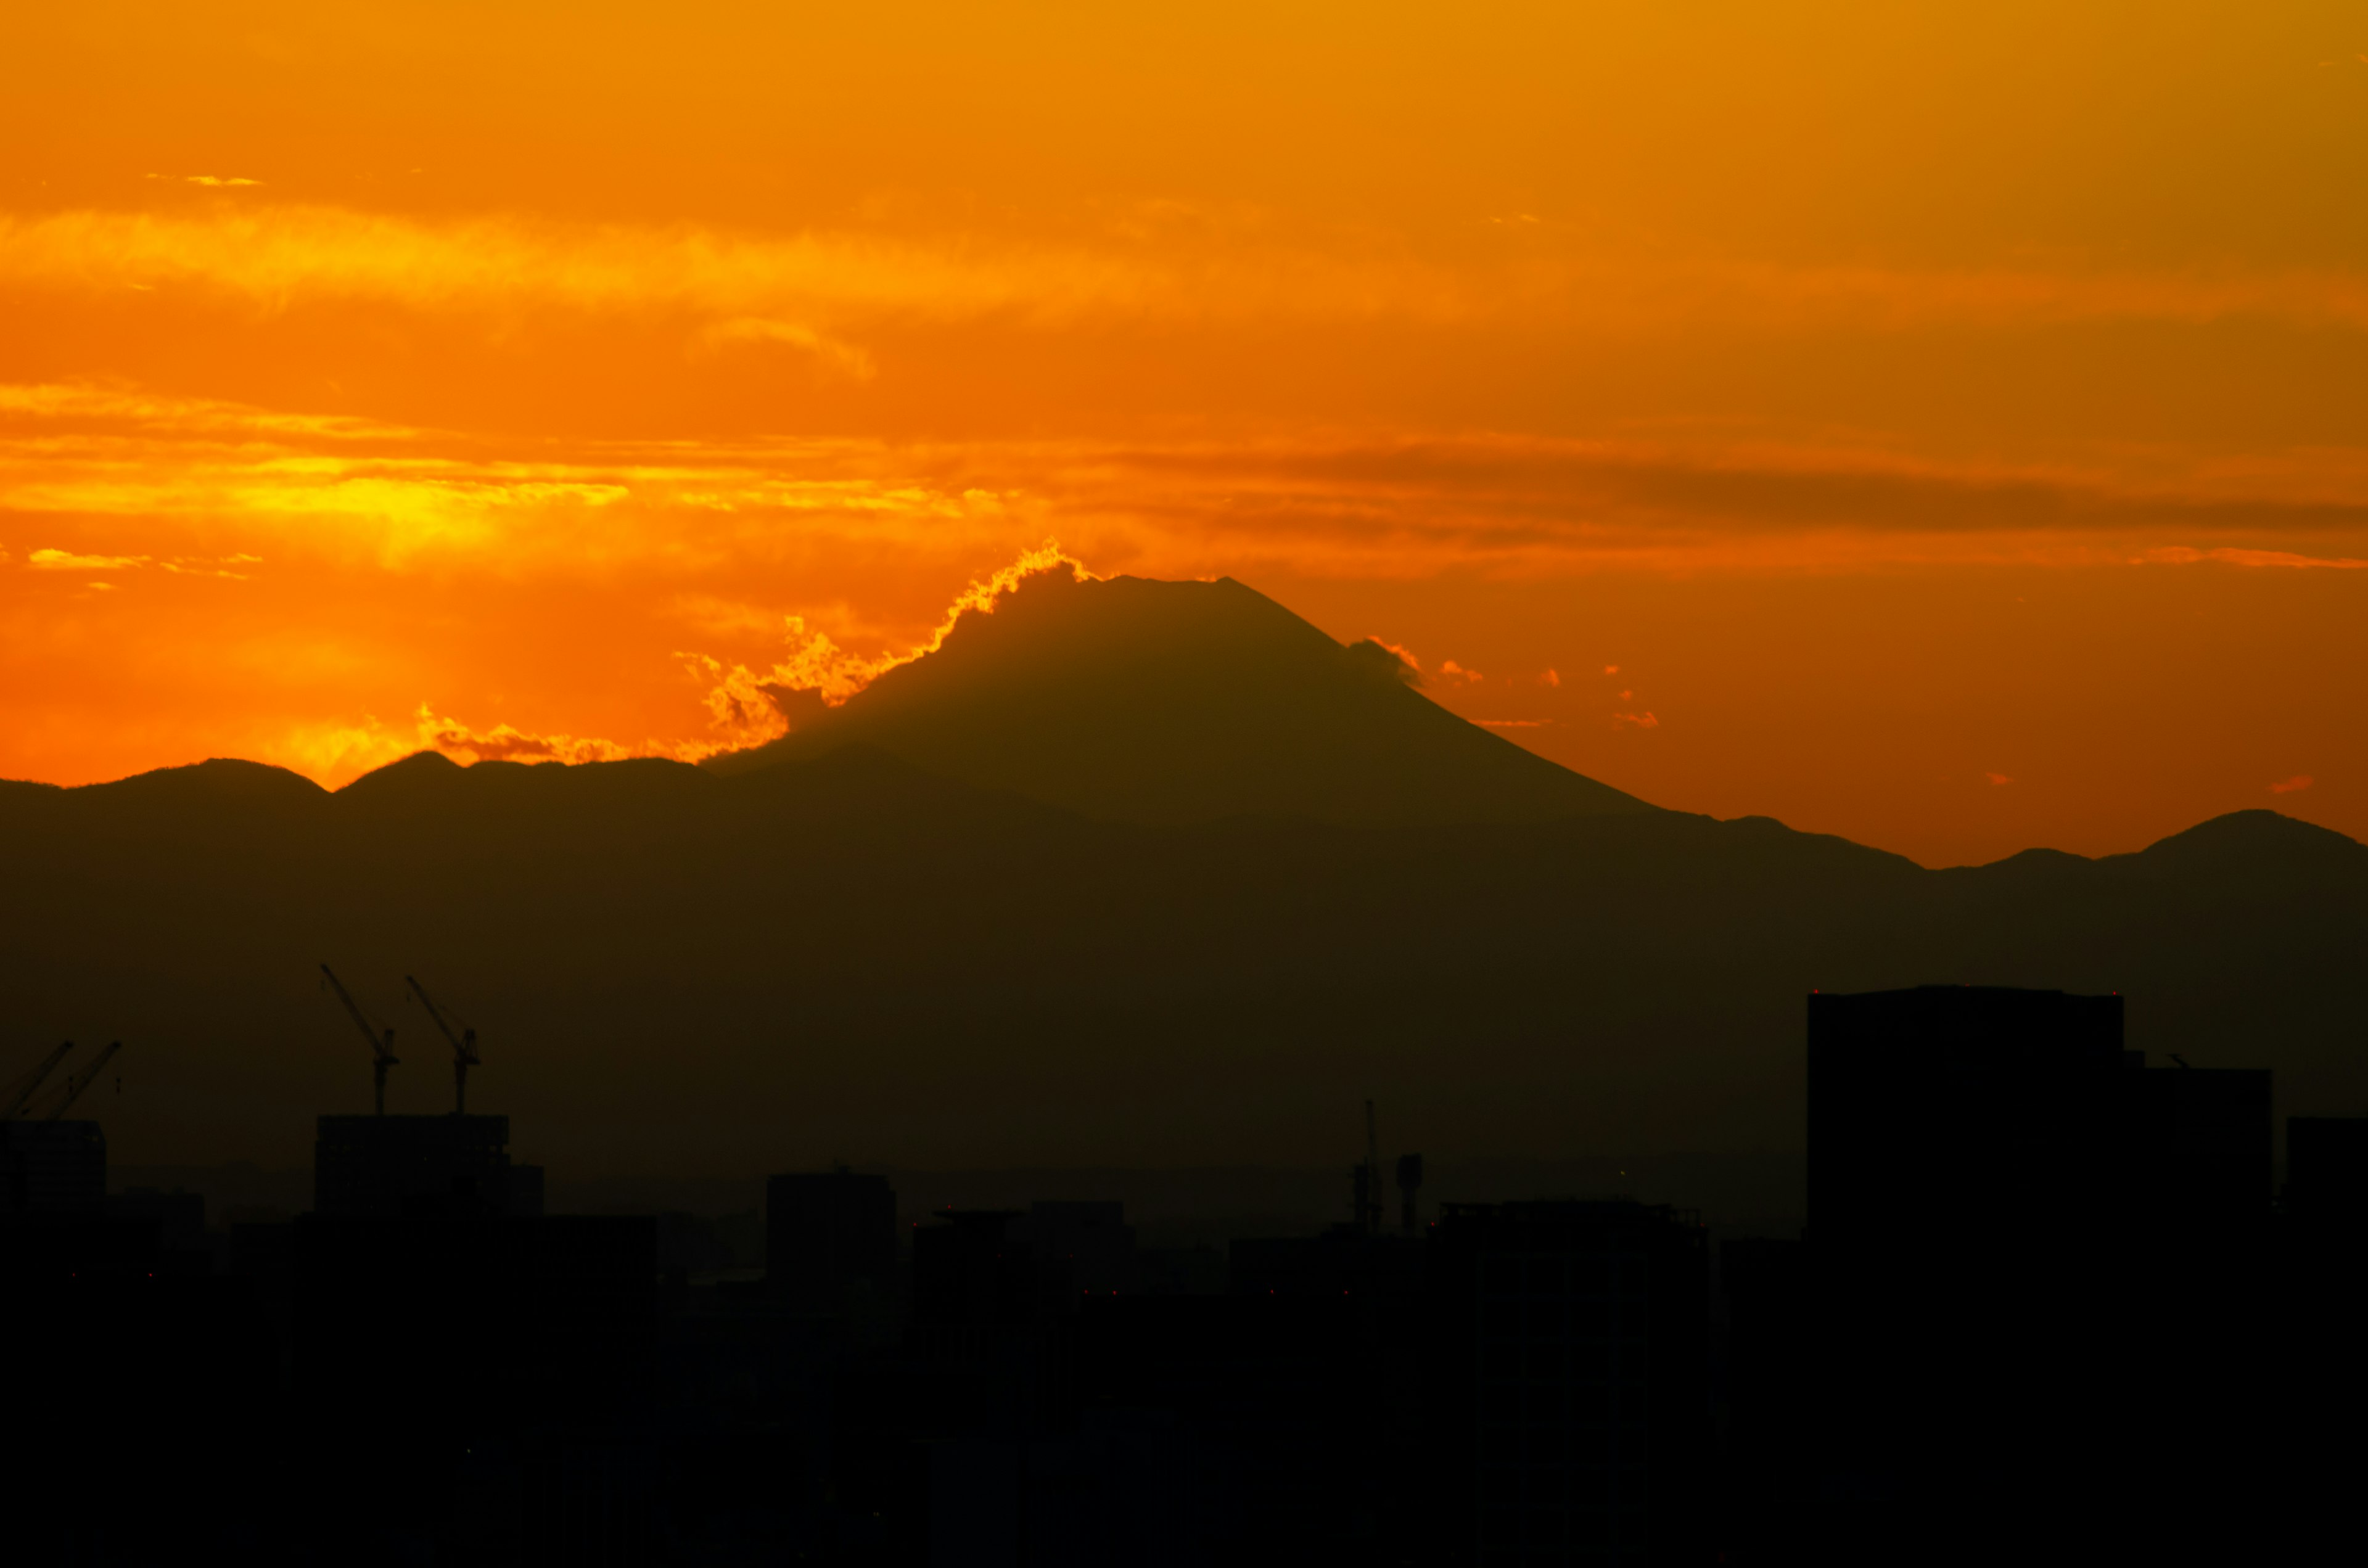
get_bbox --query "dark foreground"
[8,985,2366,1566]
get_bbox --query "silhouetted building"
[105,1184,208,1260]
[294,1212,658,1415]
[289,1212,660,1556]
[1428,1199,1711,1567]
[765,1167,897,1315]
[0,1119,105,1214]
[2286,1116,2368,1225]
[915,1209,1063,1328]
[2277,1115,2368,1533]
[313,1112,540,1218]
[1805,985,2275,1561]
[1021,1199,1136,1295]
[1397,1152,1425,1234]
[2116,1057,2272,1224]
[1717,1236,1809,1564]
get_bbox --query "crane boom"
[405,975,482,1115]
[39,1040,121,1121]
[2,1041,76,1120]
[321,963,399,1115]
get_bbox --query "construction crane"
[405,975,480,1115]
[321,964,398,1114]
[2,1041,76,1120]
[34,1040,121,1121]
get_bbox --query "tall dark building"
[1805,985,2273,1560]
[765,1167,897,1315]
[1020,1199,1135,1295]
[2279,1116,2368,1526]
[0,1119,105,1215]
[2285,1116,2368,1226]
[313,1113,541,1218]
[913,1209,1056,1328]
[1428,1199,1711,1567]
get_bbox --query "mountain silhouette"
[1,577,2362,1207]
[709,572,1651,826]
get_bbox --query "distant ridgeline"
[0,572,2362,1180]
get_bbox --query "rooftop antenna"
[405,975,480,1115]
[34,1041,121,1121]
[2,1041,76,1120]
[321,964,398,1114]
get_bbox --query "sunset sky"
[4,2,2364,866]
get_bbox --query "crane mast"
[405,975,481,1115]
[321,963,398,1114]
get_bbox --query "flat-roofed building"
[1428,1198,1710,1567]
[313,1114,541,1218]
[0,1120,105,1215]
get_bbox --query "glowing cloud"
[28,548,150,570]
[2269,775,2314,794]
[694,318,877,380]
[684,542,1096,741]
[2139,547,2368,570]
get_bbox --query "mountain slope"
[710,572,1653,826]
[1,737,2361,1195]
[1,571,2361,1192]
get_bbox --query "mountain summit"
[709,572,1653,826]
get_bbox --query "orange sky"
[3,2,2364,866]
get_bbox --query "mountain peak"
[2129,808,2366,878]
[338,749,466,796]
[79,756,327,806]
[712,570,1651,827]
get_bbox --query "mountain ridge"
[1,573,2359,1186]
[8,743,2354,872]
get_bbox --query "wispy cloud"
[2269,774,2314,794]
[28,548,149,570]
[2136,546,2368,570]
[693,317,877,379]
[144,174,265,188]
[15,204,2368,345]
[0,205,1473,336]
[7,384,2368,593]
